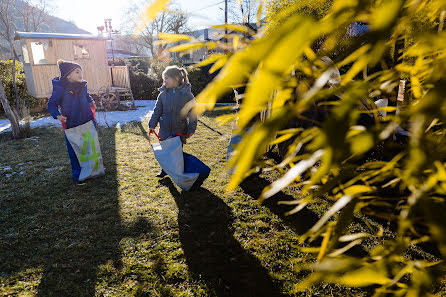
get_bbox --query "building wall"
[25,38,110,98]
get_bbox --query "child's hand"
[56,115,67,121]
[181,133,193,144]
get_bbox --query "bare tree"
[229,0,261,25]
[122,0,189,58]
[0,0,21,114]
[116,34,147,57]
[0,0,18,59]
[0,0,53,115]
[16,0,52,32]
[0,79,22,139]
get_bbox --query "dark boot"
[190,174,207,191]
[156,169,167,178]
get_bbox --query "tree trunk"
[0,79,22,139]
[11,45,20,115]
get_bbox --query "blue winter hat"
[57,59,82,79]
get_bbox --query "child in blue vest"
[48,60,96,181]
[148,65,197,177]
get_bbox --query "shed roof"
[14,32,112,41]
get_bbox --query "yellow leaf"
[158,32,195,43]
[191,54,227,69]
[317,224,333,261]
[260,150,324,199]
[299,246,321,253]
[369,0,403,31]
[411,75,422,98]
[238,16,321,128]
[378,106,397,112]
[338,44,371,68]
[339,233,370,242]
[343,185,374,195]
[349,132,374,155]
[169,42,207,52]
[340,266,391,286]
[435,161,446,182]
[137,0,171,32]
[341,56,369,85]
[329,239,363,257]
[216,114,237,126]
[209,56,229,74]
[307,195,354,235]
[212,24,256,35]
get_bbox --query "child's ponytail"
[162,65,190,86]
[179,67,189,85]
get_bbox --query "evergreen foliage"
[0,60,39,110]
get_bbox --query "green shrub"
[0,60,39,110]
[126,57,151,74]
[188,67,234,103]
[129,71,161,100]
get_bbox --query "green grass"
[0,111,369,297]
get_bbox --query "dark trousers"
[65,135,81,181]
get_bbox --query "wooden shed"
[14,32,134,107]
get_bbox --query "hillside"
[0,0,90,59]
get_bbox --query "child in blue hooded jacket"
[148,65,197,177]
[48,59,96,181]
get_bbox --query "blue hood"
[52,77,87,92]
[47,77,93,129]
[158,83,192,94]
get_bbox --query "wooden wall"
[108,66,131,88]
[26,38,111,98]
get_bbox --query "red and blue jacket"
[47,78,94,129]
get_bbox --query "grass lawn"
[1,110,373,297]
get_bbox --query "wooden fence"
[108,66,131,89]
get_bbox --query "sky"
[55,0,227,34]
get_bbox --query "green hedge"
[0,60,40,110]
[129,71,161,100]
[127,58,234,102]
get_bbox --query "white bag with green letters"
[64,120,105,181]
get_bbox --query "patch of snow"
[0,166,12,171]
[5,171,25,178]
[45,167,61,171]
[0,100,156,134]
[0,101,234,134]
[18,162,33,166]
[25,136,40,141]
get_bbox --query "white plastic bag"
[150,132,199,191]
[64,120,105,181]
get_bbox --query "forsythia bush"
[151,0,446,295]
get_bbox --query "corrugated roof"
[14,32,112,41]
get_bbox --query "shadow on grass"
[239,174,319,235]
[159,178,286,297]
[239,174,370,258]
[120,121,149,140]
[0,127,152,297]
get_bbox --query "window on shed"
[73,44,90,59]
[30,40,54,65]
[21,43,30,63]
